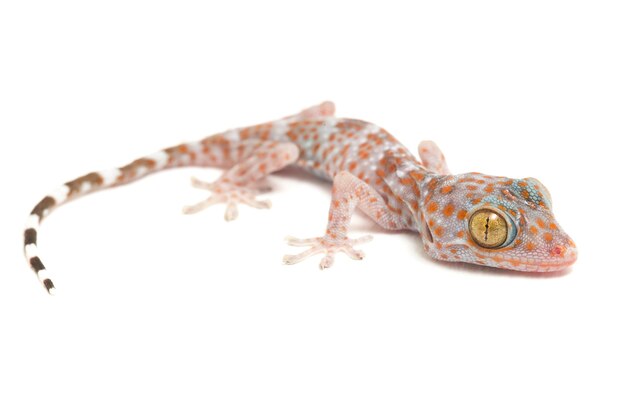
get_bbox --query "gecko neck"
[379,149,442,232]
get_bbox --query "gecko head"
[418,173,577,272]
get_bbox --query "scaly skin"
[24,102,576,293]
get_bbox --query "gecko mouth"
[486,247,578,272]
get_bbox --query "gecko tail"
[22,142,199,294]
[24,199,57,294]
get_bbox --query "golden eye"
[469,209,508,248]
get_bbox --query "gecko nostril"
[551,245,566,257]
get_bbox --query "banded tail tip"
[43,278,56,295]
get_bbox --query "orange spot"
[529,225,538,235]
[525,242,536,251]
[544,233,553,242]
[400,177,413,185]
[348,161,357,171]
[518,181,528,187]
[537,219,546,229]
[484,184,494,193]
[457,209,468,220]
[456,230,465,238]
[442,204,455,217]
[549,223,557,230]
[441,185,453,194]
[427,202,439,213]
[434,227,444,237]
[178,144,189,153]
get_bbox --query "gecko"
[23,102,577,294]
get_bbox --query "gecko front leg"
[183,141,299,220]
[418,140,451,175]
[284,171,405,269]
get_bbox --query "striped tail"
[24,197,57,293]
[23,138,214,294]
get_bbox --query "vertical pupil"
[484,217,490,241]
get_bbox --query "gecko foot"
[183,177,271,221]
[283,234,373,269]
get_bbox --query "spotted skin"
[24,101,576,293]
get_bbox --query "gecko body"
[24,102,577,293]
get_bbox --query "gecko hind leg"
[183,141,299,221]
[282,101,336,122]
[283,171,404,269]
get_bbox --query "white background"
[1,1,624,416]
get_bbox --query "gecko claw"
[319,254,335,269]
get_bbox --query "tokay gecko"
[24,102,577,294]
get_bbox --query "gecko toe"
[283,234,372,268]
[184,178,272,219]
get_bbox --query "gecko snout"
[549,242,577,269]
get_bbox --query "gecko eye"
[468,209,508,248]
